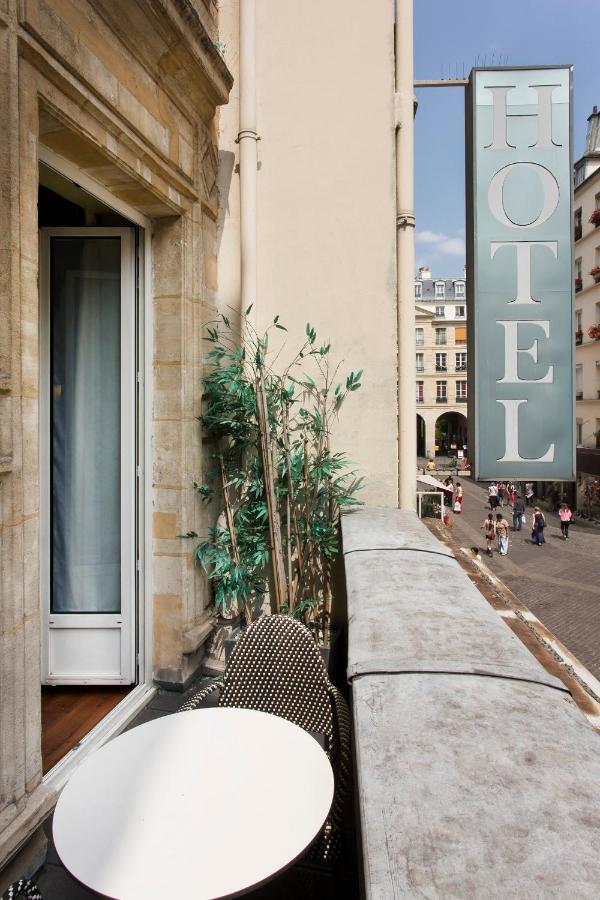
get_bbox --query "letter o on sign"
[488,162,560,229]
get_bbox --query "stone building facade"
[415,267,468,459]
[0,0,403,881]
[573,106,600,516]
[0,0,233,875]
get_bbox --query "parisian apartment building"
[415,266,468,459]
[573,105,600,516]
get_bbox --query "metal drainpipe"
[238,0,258,328]
[395,0,417,509]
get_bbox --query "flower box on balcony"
[588,324,600,341]
[589,209,600,227]
[590,266,600,284]
[575,277,583,292]
[575,329,583,345]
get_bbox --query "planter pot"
[224,625,244,662]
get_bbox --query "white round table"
[53,707,334,899]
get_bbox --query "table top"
[53,707,334,899]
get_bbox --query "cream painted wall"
[218,0,399,506]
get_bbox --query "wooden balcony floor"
[41,686,133,774]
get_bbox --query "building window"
[435,352,447,372]
[576,421,583,446]
[576,310,583,344]
[456,380,467,402]
[575,257,583,292]
[436,380,447,402]
[435,328,447,345]
[455,351,467,371]
[455,281,465,299]
[415,282,422,298]
[435,281,445,299]
[575,207,582,241]
[435,305,445,318]
[415,327,424,346]
[576,364,583,400]
[416,352,424,372]
[455,325,467,345]
[416,381,424,403]
[455,305,465,318]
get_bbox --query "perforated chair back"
[218,615,334,745]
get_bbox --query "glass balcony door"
[40,229,136,684]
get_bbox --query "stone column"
[0,11,55,873]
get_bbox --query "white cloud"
[416,229,447,244]
[416,229,465,256]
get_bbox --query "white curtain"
[52,238,122,613]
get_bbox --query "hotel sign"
[466,67,574,481]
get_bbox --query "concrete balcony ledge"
[342,507,600,899]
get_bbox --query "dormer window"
[415,282,422,298]
[455,281,465,299]
[434,281,445,299]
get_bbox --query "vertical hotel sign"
[466,67,574,481]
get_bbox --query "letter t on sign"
[491,242,557,303]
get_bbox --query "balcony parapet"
[342,507,600,898]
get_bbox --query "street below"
[447,477,600,681]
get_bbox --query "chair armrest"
[1,880,43,899]
[177,680,220,712]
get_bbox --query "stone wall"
[0,0,231,870]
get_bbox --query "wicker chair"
[0,881,42,900]
[179,615,351,862]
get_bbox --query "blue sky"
[414,0,599,278]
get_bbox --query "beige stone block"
[153,298,183,363]
[152,419,183,486]
[152,219,184,297]
[118,86,170,157]
[153,363,183,421]
[153,592,183,670]
[152,552,184,596]
[153,511,177,539]
[178,134,194,179]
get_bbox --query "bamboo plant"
[184,310,364,645]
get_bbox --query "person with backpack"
[498,482,507,507]
[532,507,546,546]
[495,513,510,556]
[482,512,496,556]
[488,482,499,510]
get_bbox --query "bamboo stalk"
[256,372,288,613]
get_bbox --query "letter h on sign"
[466,67,574,481]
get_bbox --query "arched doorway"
[416,413,426,457]
[435,411,467,457]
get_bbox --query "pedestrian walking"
[455,481,463,512]
[498,481,507,508]
[531,506,546,546]
[512,493,525,531]
[507,482,516,506]
[488,481,499,510]
[558,502,573,540]
[482,512,496,556]
[495,513,510,556]
[525,482,534,507]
